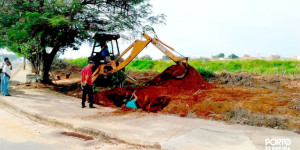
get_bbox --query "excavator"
[89,33,189,86]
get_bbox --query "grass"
[62,57,88,67]
[63,58,300,78]
[127,59,300,78]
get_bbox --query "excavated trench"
[93,64,211,112]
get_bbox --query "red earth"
[92,64,299,130]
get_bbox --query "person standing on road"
[0,58,12,93]
[0,59,4,91]
[81,61,96,108]
[1,60,12,96]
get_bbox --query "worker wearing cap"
[81,61,96,108]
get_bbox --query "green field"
[63,58,300,78]
[127,59,300,78]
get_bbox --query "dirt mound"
[94,64,210,112]
[146,64,210,90]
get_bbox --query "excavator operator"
[99,42,109,59]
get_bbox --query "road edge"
[0,97,161,149]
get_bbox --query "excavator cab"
[89,33,122,86]
[89,33,121,71]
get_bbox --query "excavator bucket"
[165,62,189,79]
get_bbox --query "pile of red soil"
[146,64,210,90]
[94,64,210,112]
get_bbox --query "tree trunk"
[30,59,38,75]
[41,45,60,84]
[30,51,42,75]
[41,53,52,83]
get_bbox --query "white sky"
[0,48,14,55]
[60,0,300,59]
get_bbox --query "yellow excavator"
[89,33,189,86]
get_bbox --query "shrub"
[139,54,153,60]
[212,53,225,59]
[223,107,289,129]
[196,68,215,80]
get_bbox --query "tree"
[212,53,225,59]
[139,54,152,60]
[0,0,165,83]
[228,54,239,59]
[162,55,171,60]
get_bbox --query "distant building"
[292,56,300,60]
[241,54,260,59]
[269,55,280,59]
[242,54,251,58]
[189,57,198,60]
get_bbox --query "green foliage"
[64,57,88,67]
[112,71,127,86]
[139,54,152,60]
[196,68,215,80]
[93,86,99,93]
[212,53,225,59]
[228,54,239,59]
[49,15,71,27]
[128,60,155,71]
[131,83,141,88]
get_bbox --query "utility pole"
[23,56,26,70]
